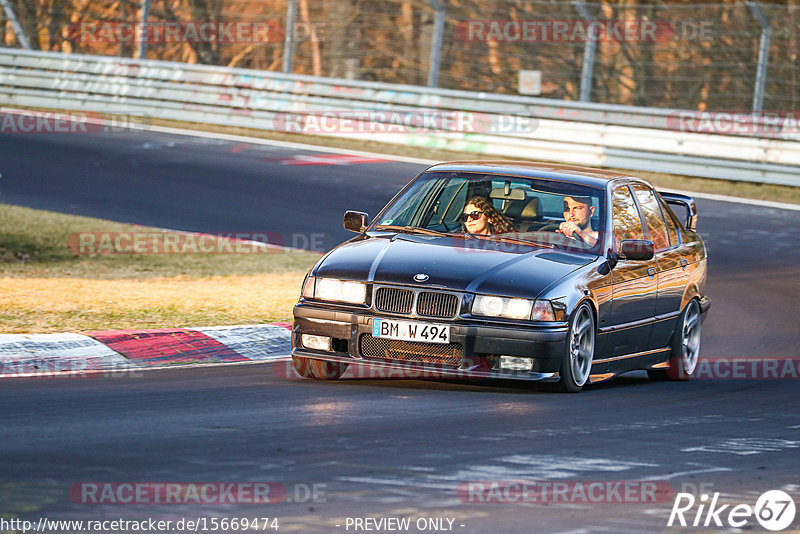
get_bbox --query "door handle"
[647,267,657,278]
[680,259,688,270]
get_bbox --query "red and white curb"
[0,324,291,378]
[0,333,141,378]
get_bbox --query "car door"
[631,184,690,348]
[607,184,658,356]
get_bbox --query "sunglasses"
[461,210,484,222]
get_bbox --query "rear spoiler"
[659,192,698,232]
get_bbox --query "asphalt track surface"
[2,128,800,533]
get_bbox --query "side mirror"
[343,210,369,233]
[659,192,698,232]
[619,239,654,261]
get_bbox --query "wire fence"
[1,0,798,112]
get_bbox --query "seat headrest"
[504,197,540,220]
[520,197,539,219]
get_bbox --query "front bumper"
[292,303,569,381]
[699,295,711,317]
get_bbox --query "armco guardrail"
[1,49,798,186]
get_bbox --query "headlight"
[473,295,505,317]
[472,295,556,321]
[506,298,534,320]
[301,275,315,298]
[310,277,367,304]
[472,295,533,320]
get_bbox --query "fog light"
[500,355,533,372]
[301,334,331,351]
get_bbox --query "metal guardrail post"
[747,1,771,113]
[427,0,445,87]
[283,0,297,73]
[137,0,151,59]
[0,0,32,50]
[573,1,596,103]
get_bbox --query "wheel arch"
[681,283,701,310]
[573,295,599,329]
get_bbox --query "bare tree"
[298,0,321,75]
[13,0,41,49]
[186,0,222,64]
[325,0,360,79]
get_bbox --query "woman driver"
[461,196,515,235]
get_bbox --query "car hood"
[313,234,595,298]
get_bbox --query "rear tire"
[292,355,349,380]
[648,299,701,381]
[556,303,595,393]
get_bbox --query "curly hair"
[465,196,515,234]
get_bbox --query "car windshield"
[371,171,605,253]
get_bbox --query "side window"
[658,196,680,247]
[440,180,470,225]
[424,179,468,226]
[631,184,670,251]
[612,185,645,245]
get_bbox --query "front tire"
[557,302,595,392]
[292,355,349,380]
[648,299,701,381]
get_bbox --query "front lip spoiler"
[291,349,562,382]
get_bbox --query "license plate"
[372,318,450,344]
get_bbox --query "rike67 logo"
[668,490,796,531]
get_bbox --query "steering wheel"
[538,222,561,232]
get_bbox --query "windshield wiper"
[373,225,457,238]
[493,235,555,249]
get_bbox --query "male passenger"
[557,195,598,247]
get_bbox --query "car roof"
[425,161,638,189]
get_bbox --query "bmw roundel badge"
[413,273,429,282]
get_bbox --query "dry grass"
[0,204,319,333]
[0,204,320,279]
[0,274,303,333]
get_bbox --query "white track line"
[129,121,437,166]
[4,107,798,211]
[135,122,800,212]
[664,188,800,211]
[0,357,291,380]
